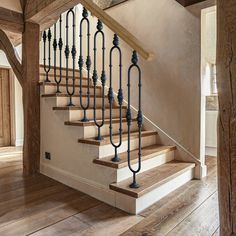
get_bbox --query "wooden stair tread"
[65,118,136,127]
[93,145,176,169]
[39,81,99,88]
[40,64,80,73]
[42,93,103,98]
[78,130,157,146]
[110,161,195,198]
[53,106,127,111]
[40,73,87,80]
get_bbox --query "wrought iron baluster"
[109,34,123,162]
[127,51,143,188]
[79,8,91,122]
[93,20,106,140]
[57,15,63,94]
[65,8,76,106]
[53,23,58,91]
[43,28,52,82]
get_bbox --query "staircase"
[39,3,196,214]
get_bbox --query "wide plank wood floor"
[0,147,219,236]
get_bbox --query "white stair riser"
[81,122,138,139]
[55,96,111,107]
[115,167,195,214]
[55,108,127,121]
[98,135,157,158]
[41,85,102,96]
[116,150,175,182]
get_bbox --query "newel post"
[217,0,236,235]
[22,22,40,175]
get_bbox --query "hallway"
[0,147,218,236]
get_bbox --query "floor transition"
[0,147,219,235]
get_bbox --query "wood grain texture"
[0,7,24,33]
[0,152,219,235]
[217,0,236,235]
[22,22,40,175]
[122,157,218,235]
[0,30,23,86]
[78,130,157,146]
[94,145,176,169]
[110,162,195,198]
[0,69,11,147]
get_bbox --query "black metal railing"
[79,8,91,121]
[93,19,106,140]
[127,51,142,188]
[43,28,52,82]
[108,34,123,162]
[41,6,143,188]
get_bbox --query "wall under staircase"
[40,67,195,214]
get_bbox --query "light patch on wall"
[93,0,128,9]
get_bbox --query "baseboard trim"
[205,146,217,157]
[40,162,116,206]
[15,139,23,147]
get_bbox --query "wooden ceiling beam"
[176,0,207,6]
[0,29,23,86]
[25,0,80,31]
[0,7,24,34]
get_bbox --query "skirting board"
[15,138,24,147]
[206,146,217,157]
[40,162,116,207]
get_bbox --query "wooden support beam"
[0,29,23,86]
[0,7,24,33]
[22,22,40,175]
[25,0,80,31]
[217,0,236,235]
[175,0,207,6]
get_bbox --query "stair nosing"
[78,130,157,146]
[65,118,136,127]
[93,145,176,169]
[42,94,104,98]
[39,81,100,89]
[109,161,195,198]
[53,106,127,111]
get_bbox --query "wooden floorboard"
[0,148,219,236]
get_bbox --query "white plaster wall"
[92,0,202,160]
[0,0,22,13]
[0,47,24,146]
[41,0,203,163]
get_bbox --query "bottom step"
[110,161,195,214]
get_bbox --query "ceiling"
[0,0,22,13]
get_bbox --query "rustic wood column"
[22,22,40,175]
[217,1,236,235]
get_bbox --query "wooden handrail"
[79,0,153,61]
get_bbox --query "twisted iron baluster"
[79,8,91,122]
[65,8,76,106]
[108,34,123,162]
[53,23,58,91]
[93,20,106,140]
[127,51,143,188]
[43,28,52,82]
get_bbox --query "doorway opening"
[0,47,24,154]
[201,6,217,160]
